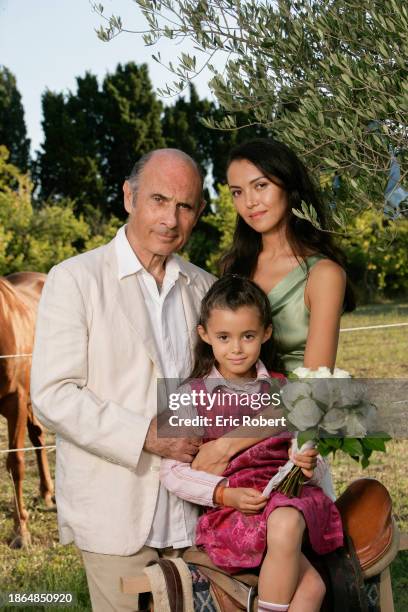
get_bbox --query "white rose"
[335,381,367,408]
[281,381,312,411]
[314,366,332,378]
[356,403,378,432]
[344,412,367,437]
[310,379,333,409]
[287,397,323,430]
[292,367,312,378]
[332,368,352,378]
[321,408,347,434]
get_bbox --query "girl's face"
[227,159,289,234]
[197,306,272,380]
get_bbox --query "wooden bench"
[122,532,408,611]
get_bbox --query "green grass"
[337,300,408,378]
[0,300,407,610]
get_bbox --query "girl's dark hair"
[190,275,282,379]
[220,138,355,311]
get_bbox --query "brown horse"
[0,271,54,548]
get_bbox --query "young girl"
[160,276,343,612]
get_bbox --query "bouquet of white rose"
[262,366,390,498]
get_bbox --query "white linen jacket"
[31,237,215,555]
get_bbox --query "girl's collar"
[204,359,271,393]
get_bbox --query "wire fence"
[339,322,408,333]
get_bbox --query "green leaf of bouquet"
[323,437,342,449]
[362,437,387,452]
[361,456,370,469]
[342,438,364,456]
[370,432,392,441]
[317,438,342,456]
[317,441,331,456]
[298,430,318,447]
[287,372,299,380]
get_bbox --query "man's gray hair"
[127,148,204,198]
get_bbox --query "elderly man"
[31,149,219,611]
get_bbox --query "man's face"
[124,154,204,260]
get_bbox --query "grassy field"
[0,300,407,611]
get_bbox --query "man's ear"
[194,199,206,226]
[262,324,273,343]
[123,180,134,215]
[197,324,211,345]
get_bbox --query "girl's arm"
[160,458,227,507]
[304,259,346,370]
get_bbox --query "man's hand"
[290,447,319,479]
[223,487,268,515]
[192,407,287,474]
[144,417,202,462]
[192,438,232,475]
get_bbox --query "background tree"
[95,0,408,222]
[0,146,89,274]
[200,183,236,274]
[38,63,164,218]
[161,83,214,174]
[0,66,30,172]
[38,73,106,211]
[102,62,165,213]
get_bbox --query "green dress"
[268,255,325,374]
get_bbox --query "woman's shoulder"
[305,257,346,307]
[307,257,346,283]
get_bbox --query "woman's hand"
[290,447,319,479]
[222,487,268,514]
[191,438,233,475]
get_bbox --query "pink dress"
[191,377,344,574]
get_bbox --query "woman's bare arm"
[304,259,346,370]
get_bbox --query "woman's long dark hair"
[220,138,355,311]
[189,275,283,379]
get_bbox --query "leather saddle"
[335,477,399,578]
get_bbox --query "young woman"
[161,276,343,612]
[221,138,355,373]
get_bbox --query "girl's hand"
[290,447,319,479]
[222,487,268,514]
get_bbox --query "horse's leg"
[27,408,54,507]
[5,390,31,548]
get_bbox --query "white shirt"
[115,225,197,548]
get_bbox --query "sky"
[0,0,216,154]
